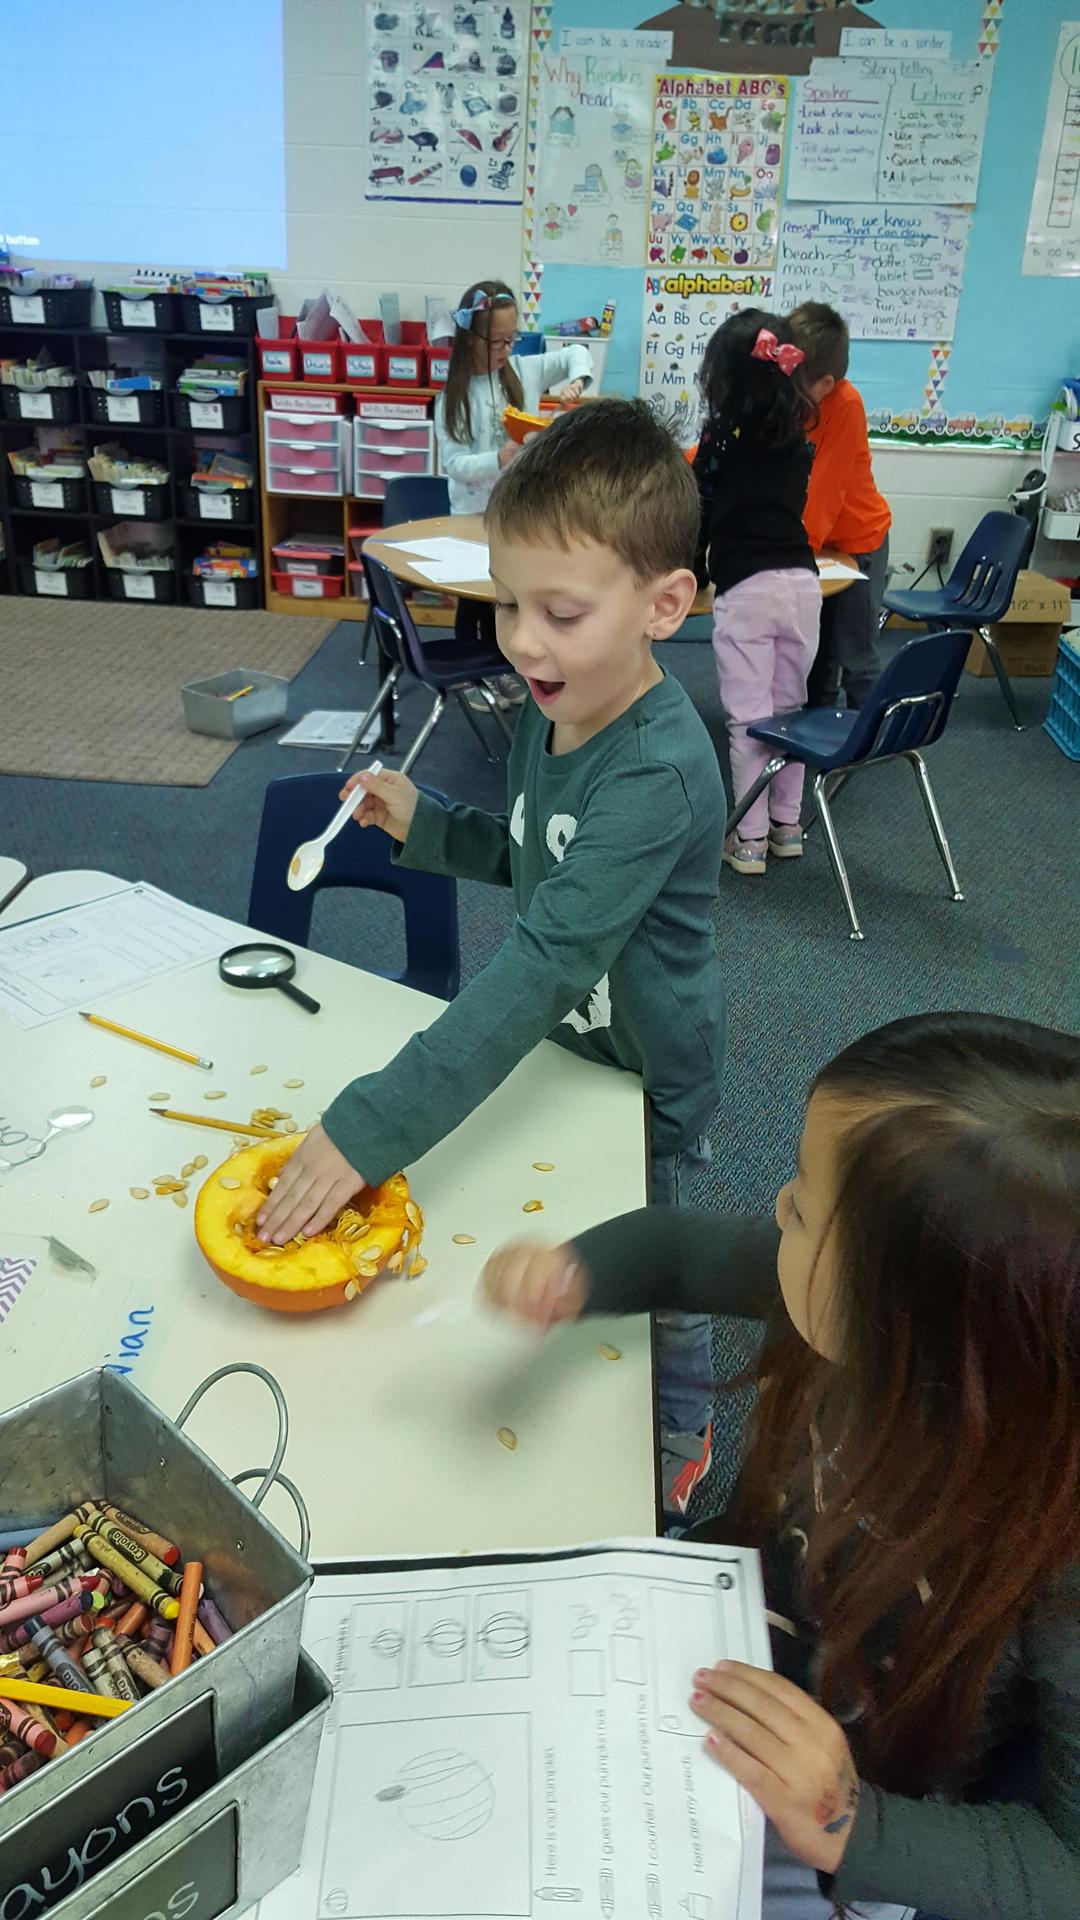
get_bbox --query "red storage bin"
[268,464,341,495]
[265,413,343,444]
[357,447,428,476]
[257,319,299,378]
[347,321,428,388]
[269,441,339,472]
[299,338,343,382]
[342,341,383,385]
[384,343,425,386]
[360,422,431,452]
[426,344,452,386]
[272,570,344,599]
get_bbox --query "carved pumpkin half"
[193,1133,421,1314]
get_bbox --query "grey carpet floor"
[3,624,1077,1515]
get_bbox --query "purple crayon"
[1,1590,101,1651]
[197,1596,233,1646]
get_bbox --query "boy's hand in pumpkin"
[339,766,418,844]
[691,1663,860,1875]
[255,1123,366,1245]
[480,1240,588,1330]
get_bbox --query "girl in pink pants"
[692,312,821,875]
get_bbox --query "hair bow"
[751,327,805,377]
[452,287,515,330]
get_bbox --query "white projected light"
[0,0,286,267]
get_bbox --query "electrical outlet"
[927,526,954,567]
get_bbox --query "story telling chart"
[363,0,528,205]
[640,268,775,447]
[533,43,664,266]
[648,72,791,272]
[777,203,971,342]
[1024,21,1080,276]
[787,57,991,205]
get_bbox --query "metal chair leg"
[400,692,447,776]
[452,686,499,766]
[724,756,787,838]
[473,681,515,746]
[812,771,865,941]
[978,626,1024,731]
[338,664,402,773]
[358,606,374,667]
[907,752,964,902]
[802,769,849,840]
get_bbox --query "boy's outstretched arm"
[257,762,693,1243]
[344,765,514,887]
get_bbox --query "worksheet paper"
[278,711,380,751]
[387,535,491,583]
[817,560,868,582]
[253,1539,771,1920]
[0,882,234,1028]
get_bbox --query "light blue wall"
[535,0,1079,420]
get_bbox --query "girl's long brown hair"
[730,1012,1080,1797]
[442,279,523,445]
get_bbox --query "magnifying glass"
[218,943,321,1015]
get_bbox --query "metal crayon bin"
[0,1651,331,1920]
[0,1366,313,1823]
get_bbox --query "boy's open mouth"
[527,677,565,704]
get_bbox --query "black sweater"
[692,417,817,596]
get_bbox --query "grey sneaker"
[661,1423,713,1518]
[722,834,767,876]
[768,822,804,858]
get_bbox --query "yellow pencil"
[79,1011,213,1072]
[224,684,254,702]
[151,1108,278,1138]
[0,1676,131,1719]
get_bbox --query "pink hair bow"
[751,327,805,377]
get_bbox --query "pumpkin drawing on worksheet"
[375,1749,495,1840]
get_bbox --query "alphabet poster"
[363,0,528,204]
[776,203,970,341]
[787,57,991,205]
[640,267,776,447]
[1024,21,1080,276]
[533,42,663,266]
[648,73,790,272]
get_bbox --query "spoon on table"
[287,761,382,892]
[21,1106,95,1163]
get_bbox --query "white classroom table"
[0,873,656,1559]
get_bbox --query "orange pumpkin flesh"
[502,405,549,444]
[194,1133,421,1314]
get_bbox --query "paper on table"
[818,560,868,581]
[278,711,380,751]
[0,882,236,1029]
[251,1537,771,1920]
[387,535,490,579]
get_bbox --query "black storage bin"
[180,482,254,524]
[1,386,79,424]
[18,559,94,598]
[102,288,181,331]
[181,294,261,337]
[186,570,260,610]
[107,567,176,604]
[86,385,165,426]
[12,474,88,512]
[172,391,247,432]
[0,285,92,327]
[93,478,171,520]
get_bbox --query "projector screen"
[0,0,286,268]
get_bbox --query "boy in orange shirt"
[788,303,892,708]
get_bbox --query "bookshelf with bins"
[0,301,261,607]
[257,379,453,625]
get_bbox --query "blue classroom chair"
[881,511,1032,731]
[725,631,970,942]
[382,474,450,526]
[248,772,460,1001]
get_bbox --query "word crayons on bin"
[0,1494,233,1797]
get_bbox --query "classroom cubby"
[0,321,262,608]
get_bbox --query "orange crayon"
[170,1562,203,1676]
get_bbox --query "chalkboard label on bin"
[0,1691,218,1916]
[83,1808,237,1920]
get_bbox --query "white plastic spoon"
[21,1105,95,1163]
[286,761,383,892]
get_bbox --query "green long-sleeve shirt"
[572,1205,1080,1920]
[321,672,726,1181]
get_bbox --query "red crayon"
[0,1572,43,1609]
[0,1698,58,1757]
[0,1548,27,1577]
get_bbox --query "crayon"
[0,1575,90,1632]
[170,1562,203,1675]
[20,1515,76,1567]
[76,1508,182,1597]
[72,1530,179,1620]
[0,1677,128,1720]
[197,1595,233,1645]
[80,1644,122,1699]
[98,1504,180,1568]
[0,1534,34,1561]
[0,1739,21,1769]
[0,1572,44,1609]
[92,1630,140,1704]
[29,1617,89,1693]
[0,1698,59,1756]
[145,1618,171,1657]
[24,1540,90,1584]
[119,1639,171,1691]
[116,1601,149,1638]
[191,1620,214,1660]
[64,1718,93,1745]
[0,1590,101,1651]
[21,1699,62,1743]
[0,1750,43,1791]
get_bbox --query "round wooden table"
[364,514,857,617]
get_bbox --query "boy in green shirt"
[257,398,726,1513]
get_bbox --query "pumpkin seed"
[408,1256,428,1277]
[181,1161,196,1179]
[343,1280,358,1302]
[88,1199,109,1214]
[89,1075,107,1089]
[496,1427,517,1451]
[268,1176,278,1189]
[204,1090,227,1101]
[148,1092,171,1103]
[358,1262,380,1279]
[532,1161,555,1172]
[597,1344,622,1362]
[452,1233,477,1246]
[387,1251,404,1273]
[129,1187,149,1201]
[219,1176,241,1190]
[172,1192,188,1209]
[192,1155,207,1169]
[155,1179,185,1194]
[282,1120,298,1134]
[250,1065,268,1075]
[283,1078,304,1089]
[405,1201,421,1229]
[153,1173,175,1184]
[522,1200,544,1214]
[233,1222,245,1236]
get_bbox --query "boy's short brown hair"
[788,302,850,384]
[487,397,699,581]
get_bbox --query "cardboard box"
[965,569,1071,677]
